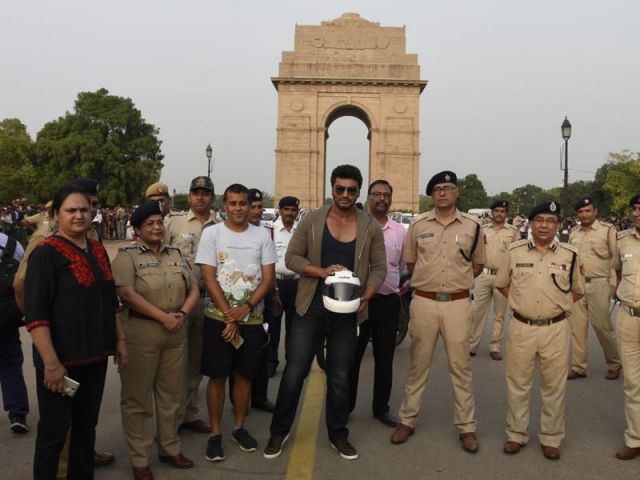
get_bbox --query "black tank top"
[321,224,355,271]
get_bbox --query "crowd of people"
[1,166,640,480]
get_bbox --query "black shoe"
[252,399,275,412]
[264,434,289,459]
[373,412,398,428]
[330,438,358,460]
[232,428,258,452]
[205,435,225,462]
[9,416,28,434]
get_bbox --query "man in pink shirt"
[349,179,406,427]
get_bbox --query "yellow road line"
[285,364,326,480]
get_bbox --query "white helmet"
[323,270,362,314]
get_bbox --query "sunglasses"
[334,185,358,195]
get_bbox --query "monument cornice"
[271,76,427,92]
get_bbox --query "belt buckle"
[529,318,547,326]
[630,306,640,317]
[435,293,451,302]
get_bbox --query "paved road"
[2,241,639,479]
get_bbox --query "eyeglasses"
[432,186,457,195]
[334,185,359,196]
[369,192,392,199]
[532,217,559,225]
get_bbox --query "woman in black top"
[25,184,127,480]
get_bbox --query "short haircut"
[368,179,393,195]
[223,183,250,203]
[330,164,363,189]
[52,185,90,213]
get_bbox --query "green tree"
[33,88,164,205]
[456,174,489,212]
[603,150,640,215]
[419,195,433,213]
[509,184,549,214]
[172,193,189,211]
[0,118,37,204]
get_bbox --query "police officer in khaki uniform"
[164,176,217,433]
[567,197,621,380]
[22,200,54,237]
[391,171,485,453]
[469,200,518,360]
[612,193,640,460]
[496,201,585,460]
[145,182,172,216]
[112,201,200,480]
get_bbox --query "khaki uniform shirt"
[25,212,53,237]
[568,219,616,278]
[405,209,486,292]
[164,209,216,287]
[483,222,518,269]
[111,240,194,313]
[496,239,585,319]
[612,229,640,308]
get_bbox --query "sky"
[1,0,638,201]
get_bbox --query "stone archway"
[273,12,427,212]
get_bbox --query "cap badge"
[444,174,451,181]
[584,199,589,204]
[550,202,557,212]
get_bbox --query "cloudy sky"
[1,0,638,201]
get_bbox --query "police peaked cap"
[279,196,300,209]
[490,199,509,210]
[630,193,640,207]
[69,177,99,195]
[130,201,163,228]
[426,171,457,196]
[248,189,263,203]
[574,197,595,211]
[145,182,170,198]
[528,201,561,221]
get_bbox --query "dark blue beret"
[490,199,509,210]
[528,201,561,221]
[426,171,457,196]
[248,189,263,203]
[130,201,163,228]
[69,177,99,195]
[574,197,594,211]
[279,196,300,209]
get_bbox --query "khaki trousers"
[177,297,205,425]
[617,307,640,448]
[469,273,508,353]
[120,317,187,467]
[569,277,620,374]
[505,319,568,448]
[398,296,477,433]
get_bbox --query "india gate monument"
[273,13,427,212]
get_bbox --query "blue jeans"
[270,292,357,441]
[0,331,29,419]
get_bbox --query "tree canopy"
[0,119,37,204]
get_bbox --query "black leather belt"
[414,290,470,301]
[626,305,640,317]
[276,274,298,281]
[513,311,566,326]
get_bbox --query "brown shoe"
[180,419,211,433]
[390,423,414,444]
[616,446,640,460]
[93,450,115,467]
[158,453,194,469]
[606,369,621,380]
[460,432,479,453]
[132,466,153,480]
[567,370,586,380]
[541,445,561,460]
[503,441,522,454]
[490,351,502,361]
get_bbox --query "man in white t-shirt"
[195,183,276,462]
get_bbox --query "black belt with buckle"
[513,311,566,326]
[414,290,470,302]
[626,305,640,317]
[276,274,298,281]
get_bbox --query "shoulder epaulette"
[559,242,579,254]
[460,212,481,224]
[202,220,216,230]
[617,229,633,240]
[570,225,581,233]
[508,239,528,251]
[506,223,518,230]
[411,211,430,224]
[118,245,138,252]
[481,223,492,229]
[600,221,614,229]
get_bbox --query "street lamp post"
[206,144,213,179]
[561,117,572,216]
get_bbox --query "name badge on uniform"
[515,263,534,268]
[179,233,193,239]
[137,262,160,268]
[418,233,434,239]
[548,263,567,271]
[623,253,634,259]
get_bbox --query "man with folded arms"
[391,171,484,453]
[496,201,584,460]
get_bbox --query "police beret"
[69,177,99,195]
[189,176,214,193]
[574,197,595,211]
[426,171,457,196]
[248,189,263,203]
[490,199,509,210]
[279,196,300,209]
[130,201,163,228]
[528,201,561,221]
[145,182,170,198]
[629,193,640,207]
